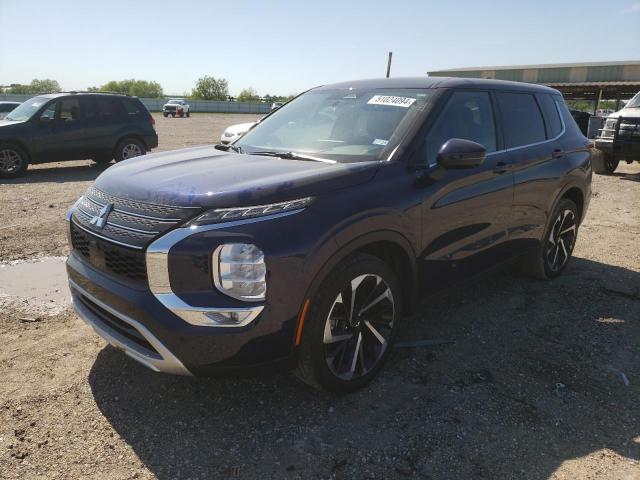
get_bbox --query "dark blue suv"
[66,77,592,392]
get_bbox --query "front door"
[33,97,86,161]
[414,89,514,289]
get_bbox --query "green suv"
[0,92,158,178]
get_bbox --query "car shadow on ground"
[88,256,640,479]
[0,161,110,185]
[613,170,640,183]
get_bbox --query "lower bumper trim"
[69,279,192,376]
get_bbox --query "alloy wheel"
[0,148,22,174]
[121,143,142,160]
[546,209,577,272]
[323,274,395,380]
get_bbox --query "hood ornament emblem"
[90,203,113,229]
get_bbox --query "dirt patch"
[0,122,639,479]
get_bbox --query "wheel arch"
[0,139,33,161]
[302,230,419,318]
[561,186,584,224]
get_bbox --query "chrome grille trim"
[71,218,145,250]
[89,186,199,219]
[71,186,202,249]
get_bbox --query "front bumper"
[67,208,312,376]
[70,278,191,375]
[595,137,640,160]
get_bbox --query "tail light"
[150,115,156,128]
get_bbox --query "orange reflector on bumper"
[295,299,310,346]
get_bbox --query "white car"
[162,99,190,117]
[220,122,255,144]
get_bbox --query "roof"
[429,60,640,73]
[35,91,130,99]
[317,76,559,93]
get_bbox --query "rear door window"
[536,94,563,138]
[496,92,546,148]
[425,90,497,166]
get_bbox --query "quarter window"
[120,98,141,117]
[537,94,563,138]
[496,92,546,148]
[425,91,497,166]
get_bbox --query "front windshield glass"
[5,96,49,121]
[235,88,432,163]
[168,100,182,104]
[626,92,640,109]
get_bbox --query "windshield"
[5,96,49,121]
[235,88,432,163]
[168,100,182,104]
[626,92,640,109]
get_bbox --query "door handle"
[552,149,564,158]
[493,161,510,174]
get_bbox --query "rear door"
[415,89,514,287]
[82,96,120,157]
[496,91,564,251]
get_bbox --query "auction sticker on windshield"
[367,95,416,108]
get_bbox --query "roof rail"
[64,90,130,96]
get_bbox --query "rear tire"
[0,144,29,179]
[520,198,579,280]
[186,111,190,117]
[294,253,402,393]
[592,149,619,174]
[163,113,168,118]
[114,138,146,162]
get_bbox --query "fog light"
[213,243,266,301]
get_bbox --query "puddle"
[0,257,70,314]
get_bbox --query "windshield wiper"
[248,150,335,163]
[214,143,243,154]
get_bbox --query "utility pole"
[386,52,393,78]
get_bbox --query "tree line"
[3,77,294,103]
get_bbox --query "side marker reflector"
[295,299,310,346]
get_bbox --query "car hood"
[0,119,25,128]
[608,107,640,119]
[94,145,379,208]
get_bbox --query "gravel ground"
[0,115,639,479]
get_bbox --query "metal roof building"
[427,61,640,110]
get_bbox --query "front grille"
[76,292,158,356]
[72,186,200,249]
[71,221,148,284]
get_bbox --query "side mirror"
[39,115,51,125]
[437,138,487,169]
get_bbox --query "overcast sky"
[1,0,639,96]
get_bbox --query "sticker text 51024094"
[367,95,416,108]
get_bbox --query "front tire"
[186,111,190,118]
[0,144,29,178]
[592,149,619,175]
[294,253,402,393]
[114,138,146,162]
[520,198,579,280]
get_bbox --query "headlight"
[213,243,266,301]
[188,197,312,226]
